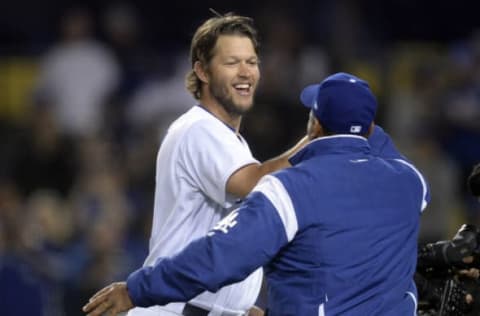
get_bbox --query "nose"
[238,62,252,77]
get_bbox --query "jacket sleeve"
[126,175,296,307]
[369,125,431,208]
[368,125,407,160]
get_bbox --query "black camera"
[418,224,480,271]
[417,164,480,315]
[417,224,480,315]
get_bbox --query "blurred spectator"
[64,138,148,314]
[34,7,119,138]
[243,6,314,160]
[19,190,82,315]
[0,257,46,316]
[102,3,145,143]
[21,190,79,281]
[125,52,195,136]
[102,2,154,97]
[436,39,480,222]
[0,184,47,316]
[9,103,78,198]
[385,46,462,240]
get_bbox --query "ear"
[194,61,209,84]
[365,122,375,137]
[307,114,324,140]
[313,120,325,138]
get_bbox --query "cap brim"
[300,84,320,109]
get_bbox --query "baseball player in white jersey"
[83,12,307,316]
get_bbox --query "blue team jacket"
[127,130,428,316]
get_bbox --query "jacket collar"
[289,135,371,166]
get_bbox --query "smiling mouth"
[233,83,252,96]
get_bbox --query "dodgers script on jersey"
[127,105,263,315]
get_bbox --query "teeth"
[234,84,250,89]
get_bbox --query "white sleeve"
[394,159,429,212]
[180,121,259,206]
[252,175,299,242]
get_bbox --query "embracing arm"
[227,135,308,197]
[83,172,297,315]
[125,188,290,307]
[82,191,287,316]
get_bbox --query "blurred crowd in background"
[1,1,480,315]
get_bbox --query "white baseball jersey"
[128,105,263,315]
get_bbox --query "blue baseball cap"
[300,72,377,135]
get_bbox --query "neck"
[199,94,242,132]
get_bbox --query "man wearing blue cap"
[83,72,429,316]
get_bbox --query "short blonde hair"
[185,13,259,99]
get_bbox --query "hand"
[248,305,264,316]
[462,256,474,264]
[82,282,134,316]
[458,267,480,279]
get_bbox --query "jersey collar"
[196,104,237,133]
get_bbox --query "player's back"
[265,136,425,315]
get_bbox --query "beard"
[209,76,254,117]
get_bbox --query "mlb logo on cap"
[350,125,362,133]
[300,72,377,135]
